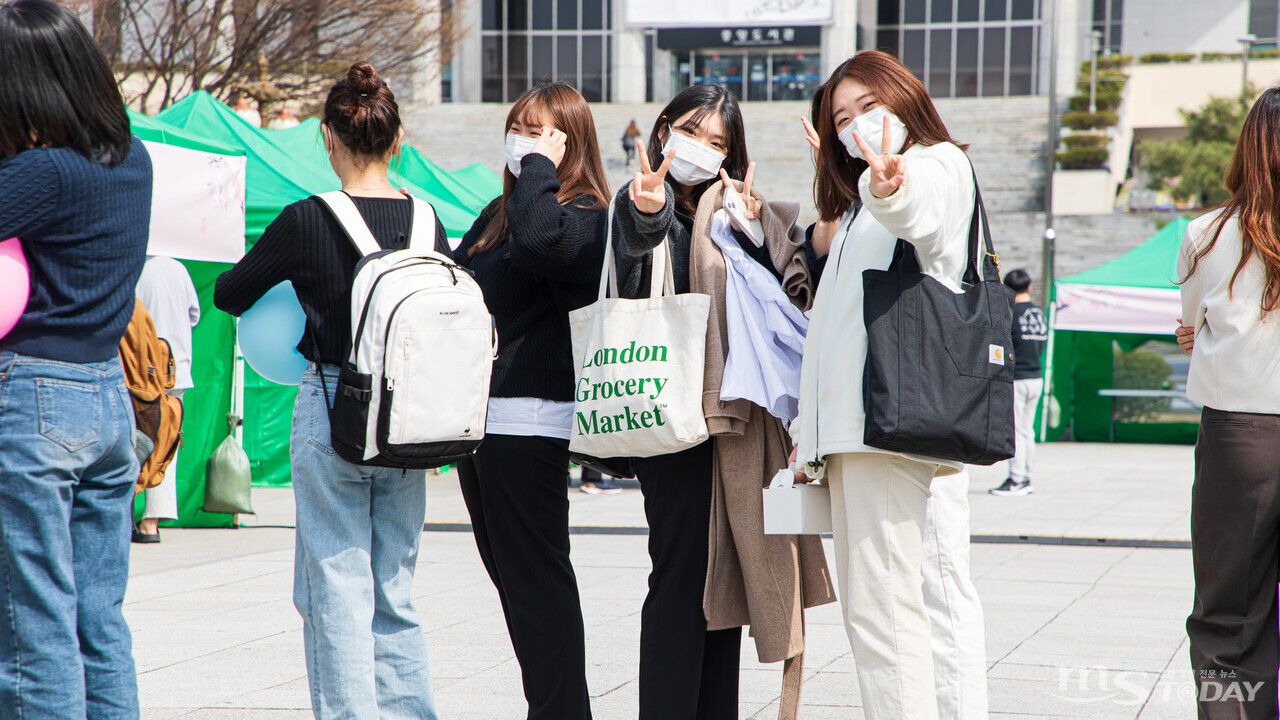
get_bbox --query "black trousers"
[1188,407,1280,720]
[458,434,592,720]
[636,441,742,720]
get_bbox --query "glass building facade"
[1091,0,1123,55]
[875,0,1043,98]
[480,0,614,102]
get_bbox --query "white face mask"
[662,130,727,186]
[505,133,538,177]
[838,105,908,161]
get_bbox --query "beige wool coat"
[688,185,838,718]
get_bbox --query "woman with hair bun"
[215,62,447,720]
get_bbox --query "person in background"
[438,80,607,720]
[579,465,622,494]
[268,106,300,130]
[989,268,1047,497]
[794,50,989,720]
[1179,86,1280,719]
[214,62,447,720]
[622,119,641,171]
[0,0,152,716]
[230,91,262,128]
[132,255,201,543]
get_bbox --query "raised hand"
[719,162,762,223]
[530,126,567,167]
[629,139,674,215]
[800,116,820,153]
[852,113,906,199]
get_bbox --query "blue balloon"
[238,281,307,385]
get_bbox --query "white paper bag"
[762,466,833,535]
[568,199,710,459]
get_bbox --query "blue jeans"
[0,352,140,720]
[291,364,439,720]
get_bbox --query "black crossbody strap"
[890,164,999,284]
[969,167,1000,284]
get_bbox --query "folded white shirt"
[709,210,808,423]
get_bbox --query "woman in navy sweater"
[0,1,151,717]
[439,81,609,720]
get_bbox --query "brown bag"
[119,299,184,494]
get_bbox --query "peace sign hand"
[851,113,906,199]
[800,116,820,153]
[628,139,674,215]
[719,162,762,223]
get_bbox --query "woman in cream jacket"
[791,51,988,720]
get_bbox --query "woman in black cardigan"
[439,81,610,720]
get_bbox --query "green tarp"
[1057,218,1189,288]
[1045,218,1196,445]
[134,94,495,525]
[127,110,247,528]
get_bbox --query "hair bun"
[347,61,382,100]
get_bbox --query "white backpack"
[316,191,496,468]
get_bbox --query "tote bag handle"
[598,196,677,302]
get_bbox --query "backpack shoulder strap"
[406,196,437,252]
[316,191,382,257]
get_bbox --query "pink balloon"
[0,238,30,340]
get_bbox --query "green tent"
[128,109,248,528]
[138,93,495,518]
[263,118,501,217]
[1045,218,1195,444]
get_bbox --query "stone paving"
[131,443,1199,719]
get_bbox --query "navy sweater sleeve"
[505,153,606,282]
[0,151,62,239]
[213,205,297,317]
[803,223,829,286]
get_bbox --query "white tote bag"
[568,199,710,458]
[762,467,833,535]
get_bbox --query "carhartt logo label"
[989,344,1005,365]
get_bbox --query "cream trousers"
[827,453,988,720]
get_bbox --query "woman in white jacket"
[791,51,987,720]
[1179,87,1280,719]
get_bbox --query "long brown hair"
[813,51,968,222]
[472,81,610,256]
[1182,87,1280,314]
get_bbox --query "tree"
[83,0,465,116]
[1111,348,1173,423]
[1137,92,1250,207]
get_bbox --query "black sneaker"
[989,478,1033,496]
[132,523,161,544]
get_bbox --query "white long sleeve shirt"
[790,141,977,477]
[709,210,808,423]
[1179,209,1280,413]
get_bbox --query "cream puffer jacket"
[790,141,980,477]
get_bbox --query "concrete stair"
[403,97,1155,282]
